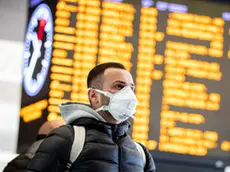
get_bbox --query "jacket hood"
[59,102,106,124]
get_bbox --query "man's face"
[89,68,135,121]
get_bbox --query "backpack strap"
[134,142,146,167]
[65,126,145,170]
[66,126,85,172]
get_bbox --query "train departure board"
[18,0,230,169]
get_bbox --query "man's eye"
[117,84,125,89]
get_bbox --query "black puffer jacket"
[26,103,156,172]
[3,139,44,172]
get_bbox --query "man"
[26,62,156,172]
[3,120,66,172]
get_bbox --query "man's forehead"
[103,68,134,83]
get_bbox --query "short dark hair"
[87,62,126,89]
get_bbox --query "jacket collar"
[59,102,130,137]
[72,117,131,137]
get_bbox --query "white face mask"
[89,86,138,122]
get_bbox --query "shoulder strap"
[134,142,146,167]
[66,126,85,172]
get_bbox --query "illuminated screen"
[18,0,230,168]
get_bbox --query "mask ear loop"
[88,88,111,113]
[88,88,112,98]
[95,106,104,112]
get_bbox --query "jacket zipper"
[118,144,121,172]
[112,125,121,172]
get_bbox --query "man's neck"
[99,111,120,124]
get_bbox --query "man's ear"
[88,89,100,104]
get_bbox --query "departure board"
[18,0,230,169]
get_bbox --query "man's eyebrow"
[112,80,135,87]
